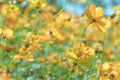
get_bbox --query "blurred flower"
[29,0,46,9]
[0,28,14,39]
[114,5,120,17]
[38,57,46,63]
[47,53,60,64]
[0,70,12,80]
[0,4,20,29]
[1,42,16,53]
[98,62,120,80]
[12,52,34,62]
[3,28,14,39]
[12,33,42,62]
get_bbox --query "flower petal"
[86,5,92,19]
[97,19,106,26]
[89,4,96,18]
[95,23,107,32]
[95,7,104,19]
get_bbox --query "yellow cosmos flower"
[63,49,77,60]
[86,4,107,32]
[63,43,95,63]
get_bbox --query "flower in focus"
[85,4,108,32]
[63,43,95,66]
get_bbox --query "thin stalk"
[102,32,106,54]
[53,0,69,18]
[79,21,93,51]
[32,9,40,33]
[99,32,107,79]
[67,68,73,80]
[18,59,23,79]
[81,21,93,41]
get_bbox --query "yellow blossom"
[0,70,12,80]
[63,43,95,66]
[3,28,14,39]
[63,49,77,60]
[0,28,14,39]
[86,4,108,32]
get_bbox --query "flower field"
[0,0,120,80]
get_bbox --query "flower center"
[92,18,96,22]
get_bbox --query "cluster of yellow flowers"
[64,43,95,65]
[0,0,120,79]
[99,62,120,80]
[63,4,109,66]
[12,32,42,61]
[38,53,83,74]
[0,4,20,29]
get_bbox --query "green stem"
[81,21,93,40]
[79,21,93,51]
[53,0,69,18]
[99,32,107,79]
[102,32,106,54]
[32,9,40,33]
[67,68,73,80]
[18,59,23,79]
